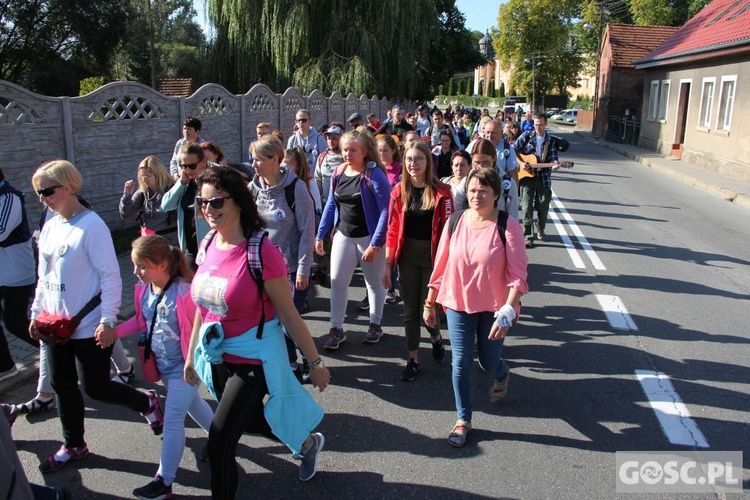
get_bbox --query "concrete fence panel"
[0,79,393,228]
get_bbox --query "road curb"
[573,130,747,209]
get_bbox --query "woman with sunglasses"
[249,137,316,379]
[119,155,177,245]
[28,160,165,473]
[384,141,454,381]
[161,143,212,267]
[315,130,391,349]
[184,167,330,497]
[424,168,528,448]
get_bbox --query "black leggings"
[0,284,36,371]
[49,337,151,448]
[208,362,274,499]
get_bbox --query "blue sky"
[193,0,503,36]
[456,0,503,33]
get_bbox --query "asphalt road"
[5,127,750,499]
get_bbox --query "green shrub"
[79,77,106,96]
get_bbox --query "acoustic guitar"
[516,153,574,181]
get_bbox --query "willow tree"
[207,0,480,99]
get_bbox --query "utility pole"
[592,2,604,135]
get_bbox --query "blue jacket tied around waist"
[194,319,324,454]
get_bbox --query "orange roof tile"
[637,0,750,64]
[607,24,680,67]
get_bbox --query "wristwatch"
[101,321,117,329]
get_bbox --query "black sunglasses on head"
[36,185,62,197]
[180,162,199,170]
[196,196,231,209]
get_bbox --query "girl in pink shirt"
[424,168,528,448]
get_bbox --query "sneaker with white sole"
[362,323,383,344]
[132,475,173,499]
[356,295,369,311]
[141,390,164,435]
[385,288,398,304]
[294,432,325,481]
[489,372,510,402]
[323,327,346,351]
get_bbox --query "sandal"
[448,420,471,448]
[112,364,135,385]
[18,395,56,414]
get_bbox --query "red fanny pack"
[34,293,102,345]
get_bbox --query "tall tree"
[495,0,582,104]
[112,0,206,87]
[0,0,126,95]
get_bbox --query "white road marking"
[549,208,586,268]
[551,193,606,271]
[635,370,710,448]
[595,294,638,331]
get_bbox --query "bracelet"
[309,357,323,367]
[424,300,436,308]
[423,306,435,312]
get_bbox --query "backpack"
[249,175,304,215]
[196,228,271,339]
[550,135,570,152]
[448,209,508,247]
[330,162,376,195]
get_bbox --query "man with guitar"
[514,113,560,248]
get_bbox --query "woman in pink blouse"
[423,168,528,448]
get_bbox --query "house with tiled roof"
[634,0,750,179]
[591,23,678,138]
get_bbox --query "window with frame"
[716,76,736,131]
[698,78,715,128]
[647,81,659,121]
[657,80,670,121]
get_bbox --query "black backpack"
[448,209,508,247]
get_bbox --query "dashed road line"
[635,370,710,448]
[551,193,606,271]
[549,208,586,269]
[595,294,638,331]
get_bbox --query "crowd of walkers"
[0,103,570,498]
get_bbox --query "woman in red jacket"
[383,141,454,381]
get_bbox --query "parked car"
[551,109,577,124]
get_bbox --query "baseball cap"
[324,125,343,136]
[348,113,363,122]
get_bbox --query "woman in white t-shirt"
[29,160,165,473]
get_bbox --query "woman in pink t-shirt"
[183,167,330,496]
[424,168,528,448]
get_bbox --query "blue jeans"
[446,309,509,423]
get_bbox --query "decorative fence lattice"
[0,79,412,229]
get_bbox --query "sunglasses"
[196,196,231,209]
[36,185,62,197]
[180,162,199,170]
[295,118,309,123]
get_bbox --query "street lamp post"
[524,56,543,113]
